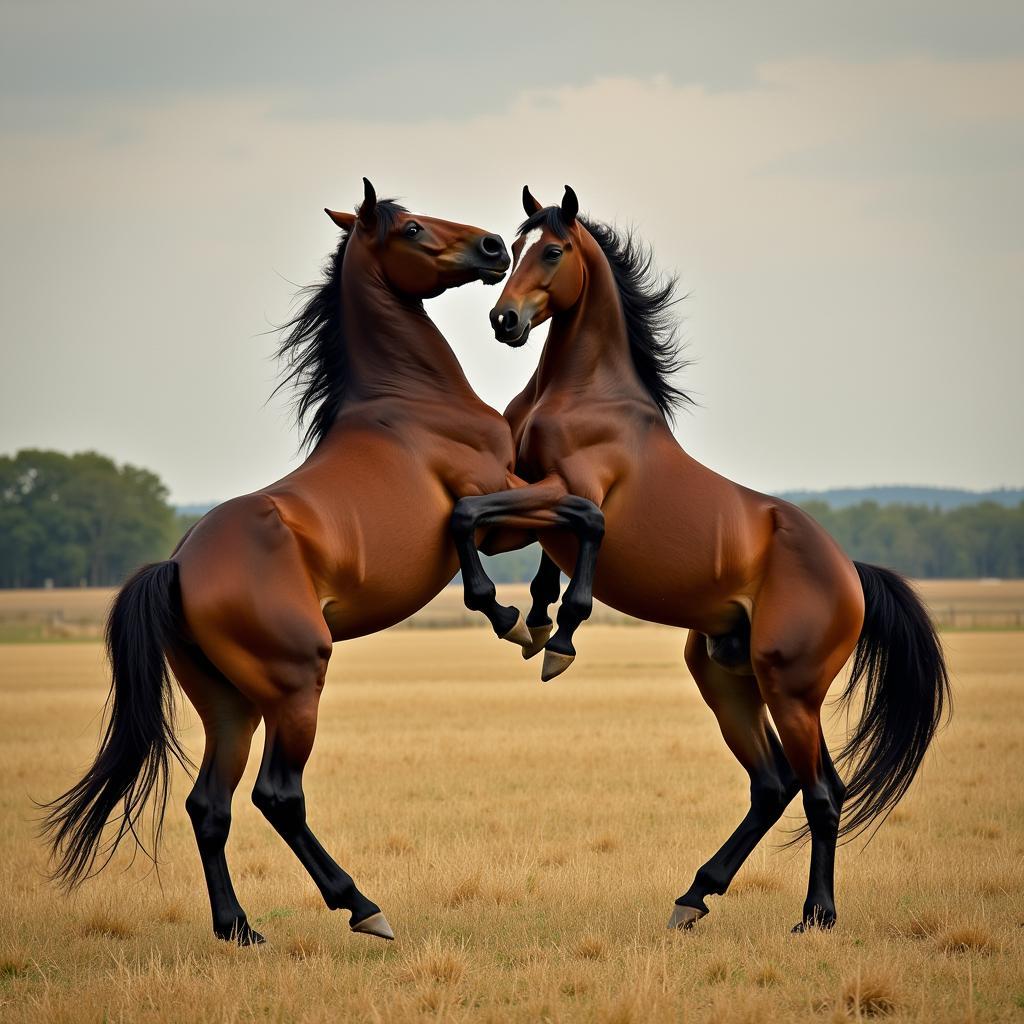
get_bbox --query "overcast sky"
[1,1,1021,503]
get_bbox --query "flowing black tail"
[835,562,951,841]
[41,561,193,887]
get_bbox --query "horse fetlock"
[559,592,593,625]
[692,865,728,898]
[320,878,362,912]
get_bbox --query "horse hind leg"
[750,617,853,930]
[170,647,262,945]
[670,631,799,930]
[747,508,863,931]
[251,668,392,941]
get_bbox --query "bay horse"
[458,185,950,933]
[41,180,603,946]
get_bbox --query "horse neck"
[534,240,647,407]
[342,262,476,405]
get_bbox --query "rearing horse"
[468,185,950,933]
[41,180,601,946]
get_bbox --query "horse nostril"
[501,309,519,332]
[479,235,505,260]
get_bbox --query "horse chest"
[517,410,613,494]
[437,414,515,493]
[517,412,573,468]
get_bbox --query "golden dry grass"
[0,627,1022,1022]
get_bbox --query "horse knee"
[450,497,479,538]
[252,779,306,836]
[562,496,605,541]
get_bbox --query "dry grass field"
[1,621,1022,1023]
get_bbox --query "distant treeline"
[0,450,195,588]
[1,449,1021,587]
[799,500,1023,578]
[780,485,1024,510]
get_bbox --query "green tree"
[0,449,178,587]
[797,500,1024,579]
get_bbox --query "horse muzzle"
[474,235,510,285]
[490,305,532,346]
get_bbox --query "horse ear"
[522,185,542,216]
[358,177,378,228]
[561,185,579,225]
[324,208,356,231]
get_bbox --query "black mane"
[274,200,407,450]
[517,207,692,421]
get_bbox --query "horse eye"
[544,246,562,262]
[404,222,422,238]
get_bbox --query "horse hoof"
[238,924,266,946]
[541,649,575,681]
[351,911,394,941]
[522,624,552,660]
[501,612,533,650]
[668,905,707,930]
[792,913,836,934]
[216,918,265,946]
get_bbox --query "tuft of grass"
[241,859,269,879]
[840,969,901,1017]
[574,935,607,961]
[704,959,730,984]
[287,936,326,960]
[754,963,781,987]
[444,873,482,908]
[892,909,944,940]
[559,975,589,998]
[157,901,185,924]
[938,925,999,956]
[598,992,644,1024]
[399,938,467,988]
[732,868,782,894]
[971,823,1003,839]
[81,910,133,940]
[591,834,619,854]
[0,947,31,981]
[382,833,416,856]
[540,848,568,867]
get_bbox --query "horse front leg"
[538,496,604,680]
[450,481,604,678]
[521,552,562,660]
